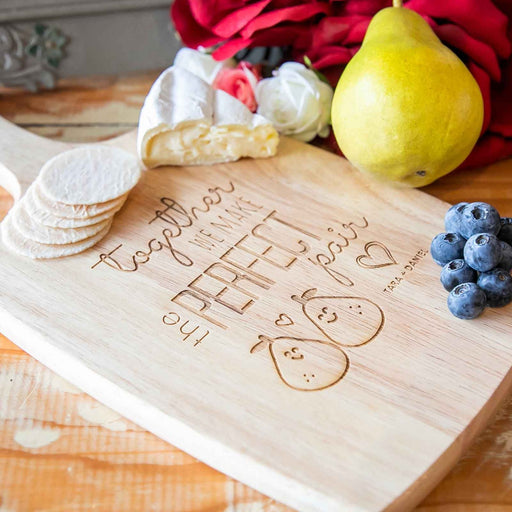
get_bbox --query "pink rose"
[212,62,262,112]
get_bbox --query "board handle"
[0,115,69,201]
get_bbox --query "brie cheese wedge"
[137,66,279,168]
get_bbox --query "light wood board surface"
[0,73,510,510]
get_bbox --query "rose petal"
[488,36,512,138]
[307,15,368,49]
[344,18,372,45]
[240,3,331,39]
[270,0,315,8]
[305,46,355,69]
[212,38,254,60]
[212,25,308,60]
[468,62,491,134]
[405,0,511,58]
[171,0,223,48]
[212,0,273,38]
[433,23,502,82]
[189,0,243,29]
[333,0,391,16]
[459,133,512,169]
[213,65,260,112]
[239,62,262,90]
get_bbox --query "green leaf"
[303,55,331,85]
[47,56,60,68]
[25,44,39,57]
[313,69,331,86]
[35,23,47,36]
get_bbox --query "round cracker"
[38,146,140,205]
[33,182,127,219]
[24,186,125,228]
[1,214,112,259]
[12,201,109,245]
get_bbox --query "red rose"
[213,62,262,112]
[171,0,512,169]
[171,0,331,58]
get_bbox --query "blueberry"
[499,218,512,245]
[477,268,512,308]
[444,202,468,233]
[447,282,487,319]
[459,202,501,239]
[440,259,478,291]
[464,233,502,272]
[430,232,466,266]
[497,241,512,272]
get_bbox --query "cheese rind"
[138,66,279,168]
[173,47,232,84]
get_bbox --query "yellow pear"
[331,2,484,187]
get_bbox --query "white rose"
[174,47,234,84]
[255,62,333,142]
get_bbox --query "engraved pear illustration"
[251,335,349,391]
[292,288,384,347]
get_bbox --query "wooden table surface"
[0,71,511,512]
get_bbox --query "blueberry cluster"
[431,202,512,319]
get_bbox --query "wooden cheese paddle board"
[0,115,511,512]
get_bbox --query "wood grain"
[0,72,158,142]
[0,73,512,512]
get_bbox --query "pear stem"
[393,0,403,6]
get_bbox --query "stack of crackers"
[2,146,140,259]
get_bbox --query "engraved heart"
[356,241,397,269]
[275,313,294,327]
